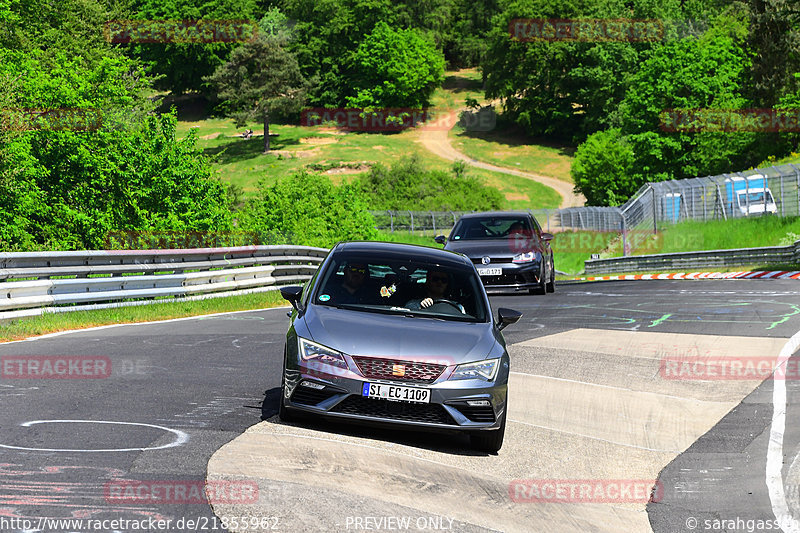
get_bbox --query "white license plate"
[362,383,430,403]
[477,267,502,276]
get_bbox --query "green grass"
[449,126,576,182]
[551,230,621,275]
[616,216,800,256]
[551,216,800,275]
[169,70,562,210]
[373,231,442,247]
[0,291,287,342]
[760,151,800,167]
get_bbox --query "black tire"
[529,265,547,295]
[278,378,298,422]
[470,409,506,454]
[546,258,555,293]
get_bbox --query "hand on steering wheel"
[421,298,462,311]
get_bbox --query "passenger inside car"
[326,262,373,304]
[405,269,466,314]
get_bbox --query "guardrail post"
[775,167,785,217]
[621,215,627,256]
[389,211,394,233]
[409,210,414,233]
[650,185,658,234]
[793,164,800,216]
[430,211,436,234]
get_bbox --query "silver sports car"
[279,241,521,453]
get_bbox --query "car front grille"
[290,386,339,406]
[352,356,446,384]
[471,257,514,264]
[331,396,456,425]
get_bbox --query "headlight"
[450,359,500,381]
[512,251,536,263]
[298,338,348,369]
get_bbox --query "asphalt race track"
[1,279,799,532]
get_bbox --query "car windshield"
[738,192,768,204]
[450,217,534,241]
[313,252,488,322]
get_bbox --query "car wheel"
[470,409,506,454]
[529,265,547,295]
[278,377,298,422]
[546,259,555,293]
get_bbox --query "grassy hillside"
[170,69,564,210]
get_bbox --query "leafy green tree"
[0,1,234,250]
[125,0,258,95]
[345,22,445,108]
[282,0,398,105]
[239,171,378,247]
[571,129,636,206]
[205,33,308,153]
[744,0,800,106]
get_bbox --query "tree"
[206,33,308,153]
[345,21,445,108]
[571,129,636,206]
[238,171,378,248]
[125,0,258,95]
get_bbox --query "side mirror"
[540,232,554,242]
[434,235,447,245]
[496,307,522,331]
[280,286,304,312]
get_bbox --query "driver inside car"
[405,269,466,314]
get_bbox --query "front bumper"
[474,260,542,292]
[283,365,507,432]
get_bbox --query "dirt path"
[419,122,585,208]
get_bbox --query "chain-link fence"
[372,163,800,254]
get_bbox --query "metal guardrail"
[584,240,800,275]
[0,246,329,320]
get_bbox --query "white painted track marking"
[768,330,800,532]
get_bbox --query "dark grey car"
[437,211,555,294]
[279,241,521,453]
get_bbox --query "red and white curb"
[571,271,800,281]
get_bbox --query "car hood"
[303,305,497,365]
[445,239,540,258]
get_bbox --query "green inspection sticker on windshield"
[319,294,330,302]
